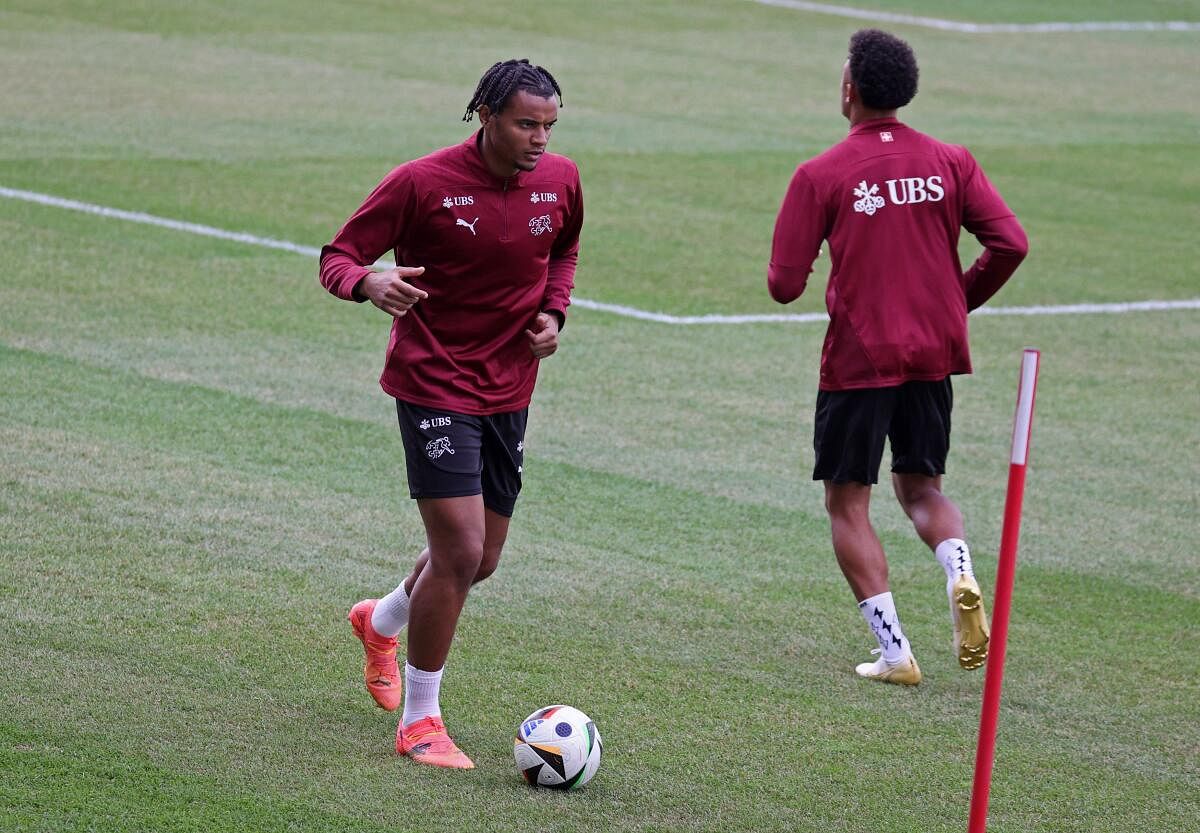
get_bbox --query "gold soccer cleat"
[855,651,923,686]
[951,575,990,670]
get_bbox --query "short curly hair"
[848,29,919,110]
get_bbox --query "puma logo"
[456,217,479,235]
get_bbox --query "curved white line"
[2,185,1197,325]
[750,0,1200,32]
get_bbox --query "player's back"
[795,118,991,388]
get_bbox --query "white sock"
[859,592,909,663]
[370,580,411,638]
[401,663,443,727]
[935,538,975,586]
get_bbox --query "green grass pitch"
[1,1,1198,831]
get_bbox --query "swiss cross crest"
[425,437,454,459]
[529,214,553,236]
[852,180,886,216]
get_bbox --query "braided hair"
[463,59,562,122]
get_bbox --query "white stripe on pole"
[1010,349,1041,465]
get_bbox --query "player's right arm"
[319,166,426,316]
[768,167,824,304]
[357,266,427,318]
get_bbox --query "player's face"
[479,89,558,175]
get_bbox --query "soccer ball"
[514,705,603,789]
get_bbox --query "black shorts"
[395,400,527,518]
[812,378,953,485]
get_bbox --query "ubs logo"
[530,192,558,203]
[852,176,945,215]
[885,176,945,205]
[442,195,474,208]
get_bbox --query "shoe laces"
[403,716,449,744]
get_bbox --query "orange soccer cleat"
[347,599,402,711]
[395,715,475,770]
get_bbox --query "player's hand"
[359,266,427,318]
[525,312,560,359]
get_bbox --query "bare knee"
[892,474,942,517]
[473,543,503,584]
[474,509,510,585]
[431,537,485,588]
[824,482,874,531]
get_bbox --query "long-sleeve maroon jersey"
[769,117,1027,391]
[320,133,583,414]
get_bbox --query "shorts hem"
[482,498,518,518]
[409,488,483,501]
[813,472,878,486]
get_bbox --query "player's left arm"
[525,312,561,359]
[534,173,583,355]
[960,155,1030,311]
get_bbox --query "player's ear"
[477,105,492,127]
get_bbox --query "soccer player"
[319,59,583,765]
[767,30,1028,685]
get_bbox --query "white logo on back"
[880,131,893,143]
[852,180,886,215]
[852,176,945,216]
[456,217,479,235]
[529,214,552,235]
[886,176,945,205]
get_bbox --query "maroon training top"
[768,117,1028,391]
[320,132,583,414]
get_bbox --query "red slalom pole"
[968,348,1041,833]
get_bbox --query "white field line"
[751,0,1200,33]
[0,185,321,258]
[571,298,1200,325]
[3,184,1198,325]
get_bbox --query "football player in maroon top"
[769,31,1028,685]
[321,59,583,765]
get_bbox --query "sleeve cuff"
[543,308,566,330]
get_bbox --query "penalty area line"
[2,184,1198,326]
[750,0,1200,33]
